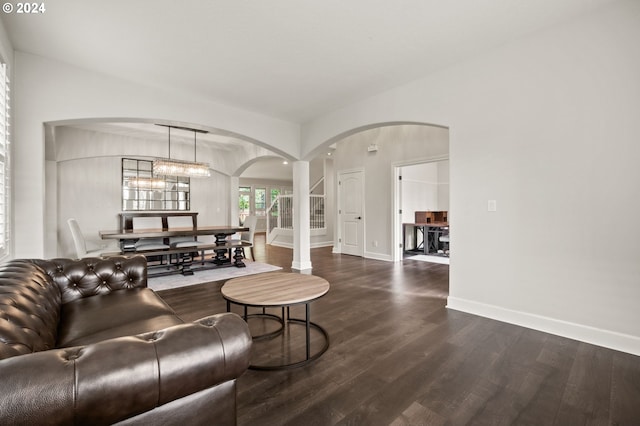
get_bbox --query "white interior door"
[339,170,364,257]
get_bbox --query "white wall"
[437,160,450,210]
[333,125,449,260]
[11,51,301,258]
[401,161,449,224]
[309,156,326,193]
[303,1,640,354]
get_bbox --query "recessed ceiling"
[1,0,616,123]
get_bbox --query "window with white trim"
[0,62,10,258]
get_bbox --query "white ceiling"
[2,0,616,123]
[241,157,293,181]
[2,1,617,180]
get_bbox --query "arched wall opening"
[317,122,449,263]
[44,117,293,258]
[11,50,303,258]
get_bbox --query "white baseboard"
[364,251,393,262]
[268,240,290,249]
[269,240,334,249]
[311,241,335,249]
[291,260,313,272]
[446,296,640,356]
[328,248,392,261]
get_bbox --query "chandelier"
[153,125,211,178]
[127,177,166,189]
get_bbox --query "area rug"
[406,254,450,265]
[148,261,282,291]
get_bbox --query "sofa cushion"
[0,261,62,360]
[57,288,183,348]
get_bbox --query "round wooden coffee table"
[221,272,330,370]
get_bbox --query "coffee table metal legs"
[226,301,329,370]
[279,303,330,370]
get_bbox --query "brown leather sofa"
[0,256,252,425]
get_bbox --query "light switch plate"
[488,200,497,212]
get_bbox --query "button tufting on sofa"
[0,255,252,425]
[146,331,161,342]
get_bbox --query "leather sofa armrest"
[0,313,251,426]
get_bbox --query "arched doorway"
[43,119,291,257]
[320,123,449,262]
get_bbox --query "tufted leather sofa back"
[29,256,148,304]
[0,256,147,361]
[0,260,62,360]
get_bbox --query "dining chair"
[132,217,170,251]
[67,218,112,258]
[238,215,257,260]
[167,216,207,263]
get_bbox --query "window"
[238,184,291,224]
[238,186,251,223]
[255,187,266,216]
[0,62,10,258]
[122,158,190,211]
[270,188,281,216]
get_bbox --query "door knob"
[356,216,362,220]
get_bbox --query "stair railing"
[266,194,325,235]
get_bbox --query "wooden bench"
[103,241,253,276]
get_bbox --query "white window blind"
[0,62,10,258]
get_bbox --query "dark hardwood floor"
[158,234,640,425]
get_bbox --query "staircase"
[266,194,326,244]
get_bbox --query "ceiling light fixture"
[153,125,211,178]
[127,177,166,190]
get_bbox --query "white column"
[292,161,312,272]
[229,176,239,226]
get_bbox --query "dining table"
[99,225,248,252]
[98,225,249,242]
[99,225,251,276]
